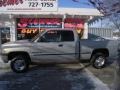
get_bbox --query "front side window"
[39,30,61,42]
[38,30,74,42]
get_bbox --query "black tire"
[91,53,107,69]
[10,55,29,73]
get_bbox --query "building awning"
[0,8,102,16]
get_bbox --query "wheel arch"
[8,51,31,63]
[91,48,109,59]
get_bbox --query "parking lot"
[0,63,110,90]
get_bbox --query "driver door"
[33,30,76,63]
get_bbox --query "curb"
[80,64,110,90]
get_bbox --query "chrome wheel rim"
[94,56,105,67]
[14,59,25,71]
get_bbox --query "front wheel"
[10,55,29,73]
[91,53,107,69]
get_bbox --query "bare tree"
[89,0,120,30]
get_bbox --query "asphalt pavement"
[0,62,110,90]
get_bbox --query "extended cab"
[1,29,117,73]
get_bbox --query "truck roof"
[45,28,75,31]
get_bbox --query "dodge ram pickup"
[1,28,117,73]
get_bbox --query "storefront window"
[0,27,10,44]
[64,18,84,38]
[16,18,62,40]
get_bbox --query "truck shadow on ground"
[28,63,91,72]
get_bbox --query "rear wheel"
[10,55,29,73]
[91,53,107,69]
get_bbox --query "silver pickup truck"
[1,28,117,73]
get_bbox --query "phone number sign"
[0,0,58,12]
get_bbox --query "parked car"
[1,28,118,73]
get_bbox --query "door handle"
[58,44,63,47]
